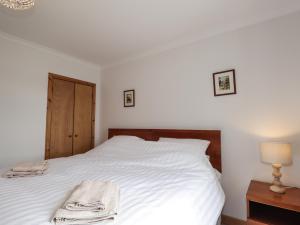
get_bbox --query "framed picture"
[213,69,236,96]
[124,90,135,107]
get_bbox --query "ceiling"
[1,0,300,67]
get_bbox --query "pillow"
[158,137,210,154]
[108,135,144,142]
[109,135,143,141]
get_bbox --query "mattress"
[0,137,225,225]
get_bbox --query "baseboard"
[221,214,246,225]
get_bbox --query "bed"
[0,128,225,225]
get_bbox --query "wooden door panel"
[50,79,74,158]
[73,84,93,154]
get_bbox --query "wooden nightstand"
[246,180,300,225]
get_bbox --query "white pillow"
[158,137,210,154]
[109,135,143,142]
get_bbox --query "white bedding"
[0,138,225,225]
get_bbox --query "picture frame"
[124,90,135,107]
[213,69,236,96]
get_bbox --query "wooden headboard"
[108,128,221,172]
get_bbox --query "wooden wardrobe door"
[50,79,75,158]
[73,84,93,155]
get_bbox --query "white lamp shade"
[260,142,292,165]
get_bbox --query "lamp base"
[270,164,286,194]
[270,185,286,194]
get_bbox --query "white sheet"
[0,138,225,225]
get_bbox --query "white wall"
[102,12,300,220]
[0,33,102,169]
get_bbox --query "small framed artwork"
[124,90,135,107]
[213,69,236,96]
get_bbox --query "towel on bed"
[12,161,48,172]
[2,161,48,178]
[52,181,120,225]
[64,181,119,212]
[3,170,45,178]
[53,210,116,225]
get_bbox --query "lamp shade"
[260,142,292,165]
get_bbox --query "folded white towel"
[64,181,119,212]
[2,161,48,178]
[12,161,48,172]
[54,215,114,225]
[3,170,45,178]
[52,181,120,225]
[53,207,117,225]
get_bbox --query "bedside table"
[246,180,300,225]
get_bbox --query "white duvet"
[0,137,225,225]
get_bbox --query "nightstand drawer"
[247,218,267,225]
[248,201,300,224]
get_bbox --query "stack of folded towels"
[3,161,48,178]
[53,181,120,225]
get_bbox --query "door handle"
[68,135,72,138]
[74,134,78,138]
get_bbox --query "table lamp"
[260,142,292,194]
